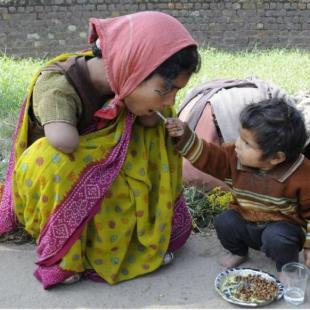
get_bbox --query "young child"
[166,98,310,273]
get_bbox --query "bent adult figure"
[178,77,310,191]
[0,11,200,289]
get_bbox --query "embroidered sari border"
[36,112,134,266]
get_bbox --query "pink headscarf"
[88,11,197,125]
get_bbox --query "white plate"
[215,267,284,307]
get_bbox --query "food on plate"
[223,274,278,303]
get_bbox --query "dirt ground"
[0,230,309,308]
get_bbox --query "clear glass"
[281,262,310,306]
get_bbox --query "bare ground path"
[0,231,309,309]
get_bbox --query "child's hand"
[165,118,196,153]
[165,118,187,138]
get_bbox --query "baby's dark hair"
[92,42,200,81]
[240,98,307,162]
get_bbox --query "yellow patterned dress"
[3,52,192,289]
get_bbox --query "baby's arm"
[44,122,79,153]
[165,117,232,180]
[165,118,202,162]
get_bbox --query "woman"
[0,11,200,289]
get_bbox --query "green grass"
[0,55,44,119]
[177,48,310,102]
[0,55,43,180]
[1,48,310,182]
[184,186,232,232]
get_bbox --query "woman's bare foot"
[219,253,247,269]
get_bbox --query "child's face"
[235,128,274,170]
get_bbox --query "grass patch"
[0,55,43,180]
[184,186,232,232]
[0,54,44,119]
[177,48,310,102]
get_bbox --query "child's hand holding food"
[165,118,187,138]
[165,118,196,152]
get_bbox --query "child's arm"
[165,118,232,180]
[44,122,80,153]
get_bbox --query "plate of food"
[215,267,284,307]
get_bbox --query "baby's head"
[237,98,307,169]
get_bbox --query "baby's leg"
[213,209,249,268]
[261,221,305,272]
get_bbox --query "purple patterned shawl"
[0,97,28,233]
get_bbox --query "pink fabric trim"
[168,194,192,252]
[0,97,28,234]
[34,265,74,290]
[36,112,134,266]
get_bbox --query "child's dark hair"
[92,42,200,81]
[240,99,307,162]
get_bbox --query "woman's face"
[123,72,190,117]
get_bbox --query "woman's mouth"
[147,109,155,115]
[155,111,167,122]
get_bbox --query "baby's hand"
[165,118,202,162]
[165,118,187,138]
[165,118,194,149]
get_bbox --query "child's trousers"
[214,209,305,271]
